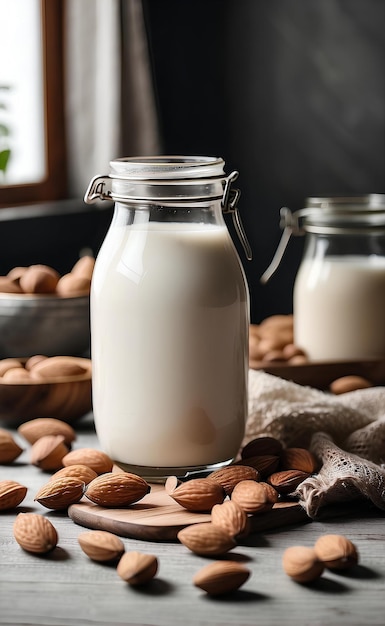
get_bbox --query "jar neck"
[111,199,226,228]
[303,230,385,259]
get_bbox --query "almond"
[314,534,359,570]
[19,264,60,294]
[13,512,58,554]
[267,470,309,495]
[280,448,318,473]
[117,551,158,585]
[259,481,279,504]
[282,546,324,583]
[241,436,283,459]
[0,480,27,511]
[30,356,89,379]
[78,530,125,562]
[0,276,23,293]
[71,255,95,280]
[330,375,373,394]
[35,477,85,510]
[211,500,249,538]
[0,429,23,464]
[164,475,181,494]
[85,472,150,507]
[62,448,113,474]
[177,522,236,556]
[0,358,24,377]
[2,367,32,382]
[30,434,69,471]
[18,418,76,446]
[231,480,269,514]
[169,478,225,512]
[193,561,250,595]
[56,274,91,297]
[235,454,280,477]
[50,464,98,485]
[24,355,48,370]
[208,465,260,495]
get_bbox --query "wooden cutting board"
[68,483,310,541]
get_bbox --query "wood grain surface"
[68,485,309,541]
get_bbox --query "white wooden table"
[1,413,384,626]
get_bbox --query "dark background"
[0,0,384,323]
[144,0,385,321]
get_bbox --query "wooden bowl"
[0,357,92,426]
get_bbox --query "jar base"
[113,458,235,483]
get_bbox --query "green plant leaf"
[0,149,11,173]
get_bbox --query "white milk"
[294,255,385,361]
[91,221,248,470]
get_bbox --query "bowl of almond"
[0,256,94,359]
[0,355,92,425]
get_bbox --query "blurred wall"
[144,0,385,322]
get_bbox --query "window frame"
[0,0,66,208]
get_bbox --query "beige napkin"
[245,370,385,517]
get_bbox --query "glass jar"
[264,195,385,362]
[84,156,251,481]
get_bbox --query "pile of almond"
[0,255,94,297]
[0,418,360,596]
[249,314,376,393]
[249,314,308,366]
[0,355,91,384]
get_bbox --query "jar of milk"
[85,156,251,481]
[263,195,385,362]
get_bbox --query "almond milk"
[294,255,385,361]
[91,221,248,473]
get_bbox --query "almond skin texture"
[193,561,250,595]
[0,430,23,464]
[169,478,225,512]
[50,464,98,485]
[78,530,125,562]
[13,512,58,554]
[235,454,280,477]
[177,522,236,556]
[208,465,260,495]
[267,470,310,495]
[314,534,359,570]
[30,434,69,471]
[211,500,249,538]
[282,546,324,583]
[117,551,158,585]
[18,418,76,446]
[35,477,85,510]
[85,472,150,507]
[280,448,318,473]
[0,480,27,511]
[62,448,113,474]
[231,480,269,514]
[241,436,283,459]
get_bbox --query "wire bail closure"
[85,169,252,261]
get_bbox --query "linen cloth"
[245,369,385,517]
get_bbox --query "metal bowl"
[0,293,90,359]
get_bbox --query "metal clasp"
[84,175,112,204]
[260,207,304,283]
[222,171,252,261]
